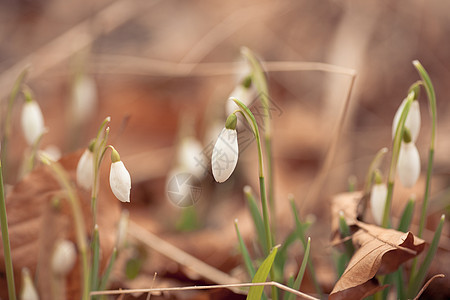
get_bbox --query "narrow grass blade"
[287,237,311,300]
[395,267,406,300]
[247,246,279,300]
[284,276,295,300]
[91,224,100,292]
[408,215,445,298]
[99,247,118,292]
[339,212,355,257]
[290,199,323,296]
[397,197,415,232]
[274,230,297,280]
[235,220,256,278]
[244,186,268,255]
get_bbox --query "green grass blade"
[284,276,295,300]
[339,212,355,257]
[408,215,445,298]
[287,237,311,300]
[397,197,415,232]
[395,267,406,300]
[98,247,118,292]
[244,186,268,255]
[247,246,279,300]
[90,225,100,292]
[290,199,323,296]
[235,220,256,278]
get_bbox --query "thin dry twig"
[90,281,320,300]
[128,221,241,289]
[413,274,445,300]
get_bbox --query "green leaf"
[397,197,415,233]
[90,225,100,291]
[287,238,311,300]
[247,246,279,300]
[339,212,355,257]
[408,215,445,298]
[126,257,143,280]
[235,220,256,278]
[245,186,268,255]
[98,248,117,300]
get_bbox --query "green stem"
[265,136,276,232]
[382,92,415,228]
[0,161,17,300]
[413,61,437,238]
[40,155,90,300]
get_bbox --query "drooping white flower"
[76,147,94,190]
[392,99,421,142]
[397,141,420,188]
[51,240,77,276]
[370,182,387,225]
[116,209,129,250]
[109,147,131,203]
[71,75,97,126]
[41,145,62,161]
[212,114,238,183]
[21,98,45,145]
[176,136,205,178]
[21,268,39,300]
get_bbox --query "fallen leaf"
[330,191,362,242]
[330,222,425,300]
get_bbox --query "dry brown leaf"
[330,222,425,300]
[330,191,362,242]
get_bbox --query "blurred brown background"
[0,0,449,298]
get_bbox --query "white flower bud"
[211,128,239,183]
[51,240,77,276]
[21,268,39,300]
[109,148,131,202]
[397,142,421,188]
[71,75,97,126]
[392,99,421,142]
[76,148,94,190]
[370,182,387,225]
[116,209,129,250]
[21,100,45,145]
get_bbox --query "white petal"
[51,240,77,276]
[21,101,45,145]
[370,183,387,225]
[72,75,97,125]
[211,128,238,183]
[397,142,421,188]
[76,149,94,190]
[21,268,39,300]
[109,161,131,202]
[392,100,421,142]
[226,85,255,116]
[177,136,205,178]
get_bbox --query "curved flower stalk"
[21,87,45,146]
[51,239,77,276]
[109,146,131,203]
[392,99,421,143]
[20,268,39,300]
[397,129,421,188]
[76,142,95,190]
[370,170,387,225]
[226,75,255,116]
[212,113,238,183]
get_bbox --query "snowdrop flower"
[51,240,77,276]
[21,89,45,145]
[176,136,205,179]
[212,113,238,183]
[71,75,97,126]
[392,99,421,143]
[226,75,255,116]
[397,129,420,188]
[76,142,94,190]
[370,170,387,225]
[116,209,129,250]
[109,147,131,203]
[21,268,39,300]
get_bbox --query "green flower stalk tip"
[225,113,237,130]
[110,146,121,163]
[242,75,252,88]
[403,128,412,144]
